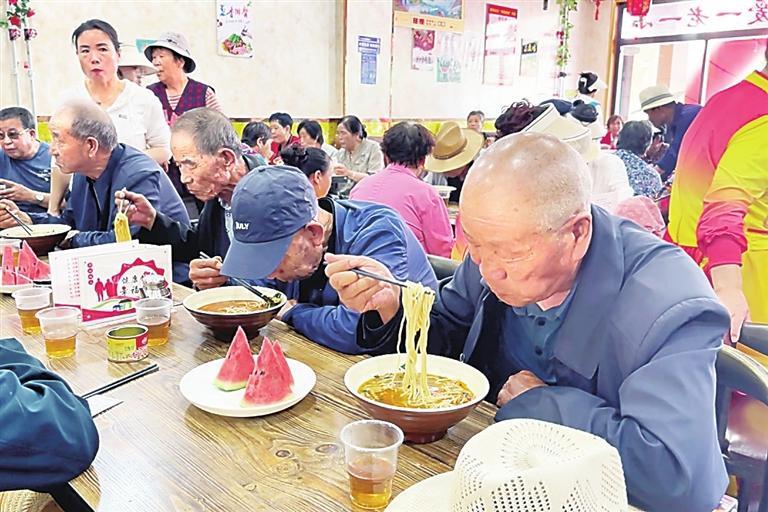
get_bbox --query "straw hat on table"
[387,419,640,512]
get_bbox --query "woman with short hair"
[298,119,337,160]
[350,122,453,257]
[615,121,663,198]
[241,122,272,165]
[268,112,301,164]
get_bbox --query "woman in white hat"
[144,32,221,126]
[117,43,156,86]
[48,19,172,215]
[144,31,221,207]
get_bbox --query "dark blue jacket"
[0,338,99,491]
[29,144,189,248]
[657,102,702,178]
[262,199,438,354]
[360,206,728,511]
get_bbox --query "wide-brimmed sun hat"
[143,32,196,73]
[425,121,484,173]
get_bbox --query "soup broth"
[358,372,473,409]
[199,300,268,314]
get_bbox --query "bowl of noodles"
[0,224,71,256]
[183,285,286,341]
[344,280,489,443]
[345,353,489,443]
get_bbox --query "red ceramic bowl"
[182,285,286,341]
[344,354,490,444]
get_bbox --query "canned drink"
[106,325,149,362]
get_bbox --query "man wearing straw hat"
[327,132,729,511]
[638,85,701,181]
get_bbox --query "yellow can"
[106,325,149,362]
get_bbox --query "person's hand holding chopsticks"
[324,253,402,324]
[190,255,228,290]
[0,199,31,229]
[114,190,157,230]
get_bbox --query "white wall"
[0,0,344,118]
[0,0,613,121]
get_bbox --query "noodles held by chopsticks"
[397,281,436,406]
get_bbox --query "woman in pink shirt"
[350,122,453,257]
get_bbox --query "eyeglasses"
[0,129,30,141]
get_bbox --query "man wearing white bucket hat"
[387,419,635,511]
[327,132,729,511]
[117,43,156,86]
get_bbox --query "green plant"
[555,0,578,69]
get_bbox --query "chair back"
[740,322,768,356]
[715,345,768,512]
[427,254,459,281]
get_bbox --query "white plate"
[179,356,316,418]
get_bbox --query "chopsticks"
[351,268,434,294]
[81,363,159,399]
[5,208,34,236]
[198,252,283,306]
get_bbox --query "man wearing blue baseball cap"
[218,164,437,354]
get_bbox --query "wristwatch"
[34,193,45,204]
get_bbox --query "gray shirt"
[335,138,385,175]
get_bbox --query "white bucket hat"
[523,104,600,161]
[386,419,635,512]
[118,44,156,76]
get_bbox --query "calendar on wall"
[49,242,172,324]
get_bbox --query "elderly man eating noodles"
[0,100,188,250]
[326,132,729,511]
[194,165,438,355]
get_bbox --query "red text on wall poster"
[483,4,519,86]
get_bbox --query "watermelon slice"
[34,260,50,280]
[17,241,35,281]
[264,337,294,387]
[241,338,294,407]
[1,246,15,286]
[213,326,255,391]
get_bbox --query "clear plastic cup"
[12,287,51,334]
[35,306,80,358]
[134,298,172,346]
[340,420,404,509]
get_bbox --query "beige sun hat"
[118,44,156,75]
[639,85,675,111]
[387,419,636,512]
[425,121,484,173]
[143,32,196,73]
[523,103,599,161]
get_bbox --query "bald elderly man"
[326,133,729,511]
[0,100,188,250]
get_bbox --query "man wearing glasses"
[0,107,51,213]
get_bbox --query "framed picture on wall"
[393,0,464,32]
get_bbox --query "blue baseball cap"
[221,165,317,280]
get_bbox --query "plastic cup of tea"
[12,287,51,335]
[35,306,80,358]
[134,298,172,346]
[0,238,21,265]
[340,419,404,510]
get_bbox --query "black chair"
[740,322,768,356]
[715,344,768,512]
[427,254,459,281]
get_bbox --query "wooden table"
[0,285,494,511]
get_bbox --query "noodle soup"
[199,300,267,314]
[358,372,474,409]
